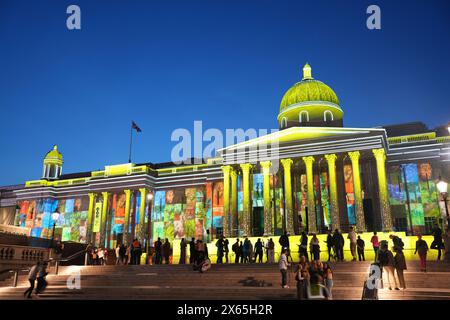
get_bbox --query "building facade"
[0,64,449,249]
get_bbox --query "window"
[299,111,309,123]
[323,110,334,122]
[424,217,437,235]
[393,218,408,232]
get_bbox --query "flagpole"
[128,122,133,163]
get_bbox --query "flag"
[131,121,142,133]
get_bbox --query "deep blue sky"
[1,0,450,185]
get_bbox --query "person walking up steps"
[393,246,407,290]
[278,248,291,288]
[415,234,429,272]
[24,261,40,299]
[348,226,357,261]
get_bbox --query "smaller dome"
[44,145,63,165]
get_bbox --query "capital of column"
[324,153,337,164]
[260,161,272,175]
[222,165,232,176]
[302,156,315,166]
[88,192,97,200]
[348,151,361,163]
[280,158,293,170]
[240,163,253,173]
[372,148,386,162]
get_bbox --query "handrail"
[56,249,87,263]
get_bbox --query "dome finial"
[303,62,312,80]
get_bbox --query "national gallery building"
[1,64,449,249]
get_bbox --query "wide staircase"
[0,261,449,300]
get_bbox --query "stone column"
[325,154,340,231]
[281,159,294,235]
[230,169,238,236]
[348,151,366,232]
[221,165,232,237]
[138,188,147,242]
[303,156,317,233]
[372,148,393,231]
[123,189,132,244]
[240,164,253,236]
[100,191,110,248]
[86,192,97,244]
[260,161,273,236]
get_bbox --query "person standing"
[415,234,429,272]
[310,233,320,261]
[357,236,365,261]
[119,244,126,265]
[125,245,131,265]
[232,239,240,263]
[243,238,250,263]
[299,231,308,261]
[267,238,275,263]
[278,248,291,288]
[254,238,264,263]
[323,262,333,299]
[216,236,224,264]
[133,239,142,265]
[97,248,104,265]
[163,238,171,264]
[389,234,404,250]
[393,246,407,290]
[224,238,229,263]
[431,225,444,261]
[333,229,345,261]
[378,240,399,290]
[154,237,163,265]
[24,261,40,299]
[189,237,196,264]
[179,238,187,264]
[279,231,290,250]
[347,226,357,261]
[370,232,380,261]
[326,230,334,261]
[115,245,121,265]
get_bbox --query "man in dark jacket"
[326,230,334,261]
[232,239,240,263]
[333,229,345,261]
[254,239,264,263]
[279,231,290,249]
[431,225,444,261]
[189,238,196,264]
[154,237,163,264]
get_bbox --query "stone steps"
[1,262,448,300]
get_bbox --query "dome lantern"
[302,63,313,80]
[42,145,63,180]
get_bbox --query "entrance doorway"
[252,207,264,236]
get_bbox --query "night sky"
[1,0,449,185]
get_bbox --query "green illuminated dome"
[278,63,344,129]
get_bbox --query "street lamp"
[437,177,449,227]
[51,210,60,249]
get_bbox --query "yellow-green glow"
[281,159,294,234]
[373,148,393,231]
[303,156,316,233]
[325,154,340,231]
[260,161,272,235]
[348,151,365,232]
[230,169,238,236]
[240,163,253,236]
[221,166,232,237]
[138,188,147,242]
[86,192,96,244]
[100,192,110,246]
[123,189,132,244]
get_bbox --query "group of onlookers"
[114,239,144,265]
[86,244,108,265]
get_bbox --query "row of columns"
[221,148,393,236]
[86,188,149,247]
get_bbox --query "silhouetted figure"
[255,238,264,263]
[180,238,187,264]
[154,237,163,264]
[189,238,196,264]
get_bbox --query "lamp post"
[51,210,60,249]
[437,177,449,228]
